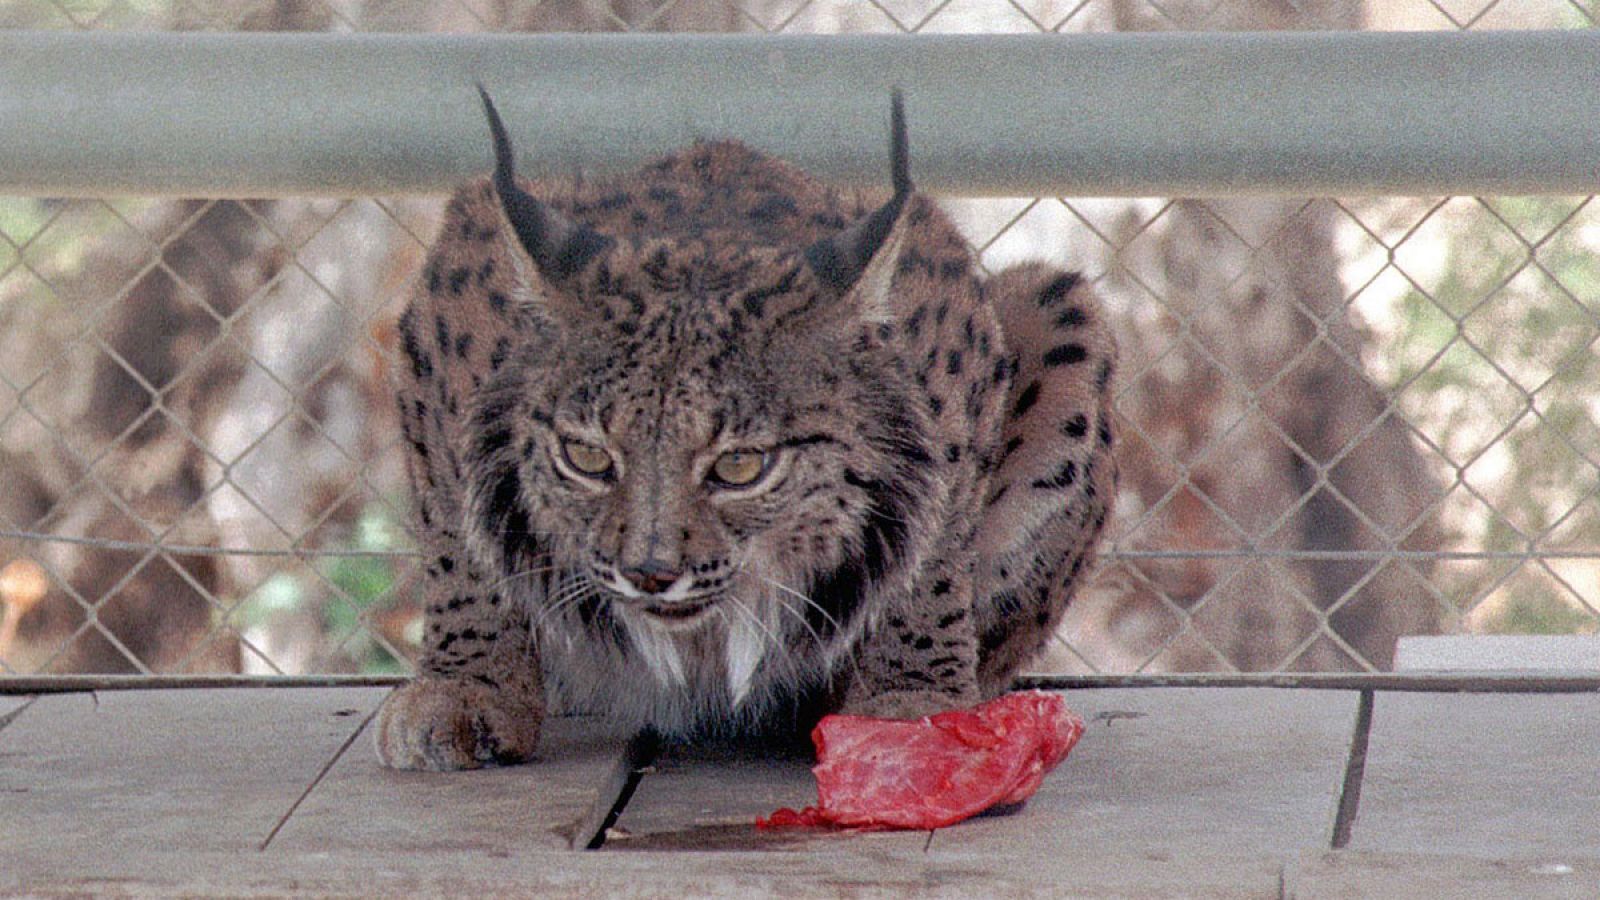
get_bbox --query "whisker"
[748,572,867,688]
[531,572,603,633]
[755,573,847,638]
[724,594,782,654]
[484,563,560,596]
[725,593,811,695]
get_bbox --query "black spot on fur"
[805,556,865,643]
[399,308,431,379]
[1056,306,1088,328]
[1063,414,1089,439]
[448,267,470,295]
[808,464,925,640]
[896,249,937,279]
[992,355,1015,385]
[749,193,798,223]
[906,304,927,338]
[739,267,799,318]
[1038,272,1081,307]
[1012,381,1041,417]
[1031,460,1078,490]
[1044,343,1088,367]
[841,471,916,586]
[474,422,513,461]
[482,466,536,570]
[434,315,451,354]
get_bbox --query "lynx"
[375,89,1116,770]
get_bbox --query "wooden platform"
[2,682,1597,897]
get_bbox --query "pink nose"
[621,562,679,595]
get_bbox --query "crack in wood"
[0,695,37,731]
[1329,689,1375,850]
[257,704,382,852]
[573,728,661,851]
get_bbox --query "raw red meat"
[757,690,1083,831]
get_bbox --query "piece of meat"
[758,690,1084,831]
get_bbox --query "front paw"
[841,688,974,721]
[374,676,544,771]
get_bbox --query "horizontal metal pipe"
[1,30,1597,197]
[5,672,1600,695]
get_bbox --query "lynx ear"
[803,89,912,324]
[478,85,613,282]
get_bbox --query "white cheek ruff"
[724,611,769,708]
[604,569,644,599]
[656,576,695,603]
[617,606,686,688]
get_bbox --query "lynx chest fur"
[376,93,1116,770]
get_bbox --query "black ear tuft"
[889,87,910,199]
[804,89,914,297]
[477,84,613,281]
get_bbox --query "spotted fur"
[375,94,1117,770]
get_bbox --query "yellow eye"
[561,440,614,478]
[710,450,769,488]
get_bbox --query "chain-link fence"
[0,0,1596,680]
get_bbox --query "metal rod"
[5,526,1596,563]
[6,672,1600,695]
[1015,672,1600,693]
[1,31,1596,197]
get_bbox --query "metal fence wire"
[0,0,1596,679]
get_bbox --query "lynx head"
[462,89,939,704]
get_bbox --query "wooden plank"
[603,738,928,853]
[1349,692,1600,857]
[1288,850,1600,899]
[0,694,30,723]
[0,688,384,858]
[1395,635,1600,671]
[2,847,1289,897]
[266,711,633,853]
[927,688,1360,858]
